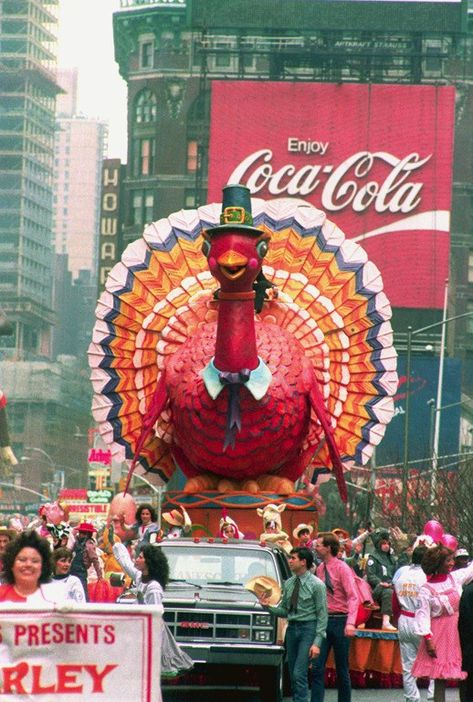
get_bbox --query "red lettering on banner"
[0,663,117,694]
[2,662,28,693]
[56,664,83,693]
[84,664,118,693]
[31,665,56,693]
[14,622,116,646]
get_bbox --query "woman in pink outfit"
[412,545,473,702]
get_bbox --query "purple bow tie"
[218,369,251,451]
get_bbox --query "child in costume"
[292,523,314,549]
[257,503,292,553]
[69,522,103,601]
[219,511,244,540]
[161,506,192,539]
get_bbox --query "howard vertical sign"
[98,159,122,297]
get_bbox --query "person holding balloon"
[412,530,473,702]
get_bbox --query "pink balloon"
[423,520,444,542]
[440,533,458,551]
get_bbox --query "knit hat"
[371,528,390,548]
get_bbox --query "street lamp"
[0,482,49,502]
[400,292,473,528]
[24,446,55,468]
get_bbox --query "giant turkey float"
[88,185,398,534]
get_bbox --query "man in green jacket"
[258,546,328,702]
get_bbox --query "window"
[424,40,442,73]
[132,138,155,176]
[467,302,473,335]
[187,141,198,173]
[468,252,473,284]
[185,190,196,208]
[132,190,154,227]
[215,42,231,68]
[140,40,154,69]
[135,90,157,124]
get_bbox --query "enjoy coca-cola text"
[228,149,432,214]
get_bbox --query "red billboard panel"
[208,82,455,309]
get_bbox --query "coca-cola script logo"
[229,149,431,215]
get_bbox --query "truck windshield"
[163,546,279,587]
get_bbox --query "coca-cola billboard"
[208,82,455,309]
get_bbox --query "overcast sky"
[57,0,127,160]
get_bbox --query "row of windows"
[129,136,198,176]
[128,188,199,228]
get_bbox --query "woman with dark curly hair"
[412,544,473,702]
[0,530,63,604]
[119,503,160,554]
[112,537,193,677]
[112,539,168,604]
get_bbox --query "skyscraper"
[53,110,108,279]
[0,0,60,360]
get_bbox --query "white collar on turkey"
[201,357,272,400]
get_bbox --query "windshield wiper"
[206,581,242,586]
[169,579,202,589]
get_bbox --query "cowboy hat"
[245,575,281,606]
[162,506,192,530]
[77,522,97,534]
[293,523,313,540]
[332,527,350,541]
[0,526,17,540]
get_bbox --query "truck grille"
[164,608,273,642]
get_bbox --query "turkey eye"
[202,240,211,258]
[256,240,268,259]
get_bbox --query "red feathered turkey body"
[166,320,313,481]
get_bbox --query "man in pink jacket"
[312,532,359,702]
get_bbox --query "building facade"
[53,68,108,281]
[0,0,60,360]
[112,0,473,388]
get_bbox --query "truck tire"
[259,662,283,702]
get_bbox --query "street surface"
[163,687,459,701]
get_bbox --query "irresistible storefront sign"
[0,604,162,701]
[208,82,455,310]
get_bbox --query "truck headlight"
[254,630,272,642]
[254,614,271,626]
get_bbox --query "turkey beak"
[217,250,248,280]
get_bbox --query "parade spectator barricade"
[0,603,163,701]
[326,628,402,688]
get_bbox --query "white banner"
[0,603,163,701]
